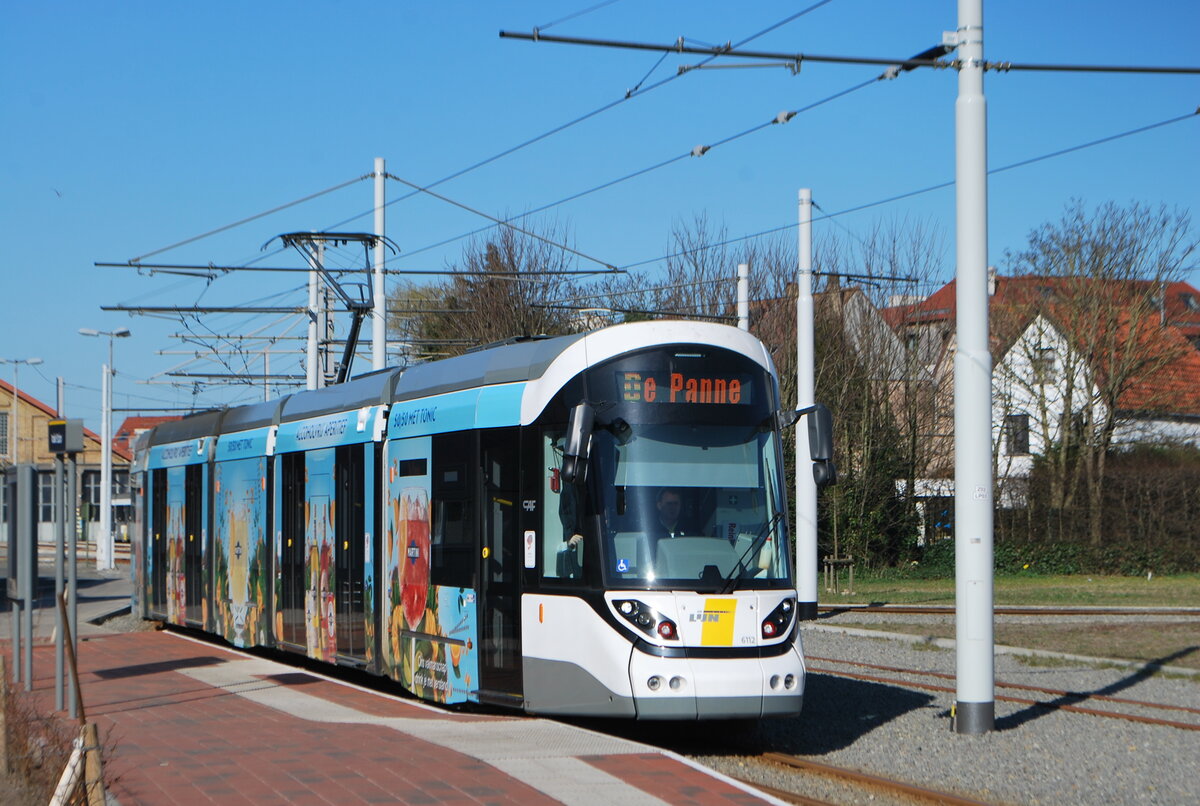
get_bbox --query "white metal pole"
[11,363,19,463]
[319,243,332,386]
[373,156,387,370]
[98,361,113,570]
[736,263,750,331]
[953,0,995,734]
[9,361,18,687]
[795,188,818,620]
[306,249,319,391]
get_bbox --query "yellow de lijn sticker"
[481,547,490,559]
[699,598,737,646]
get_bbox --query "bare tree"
[1000,200,1197,544]
[388,222,586,361]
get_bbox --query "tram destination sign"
[618,371,752,405]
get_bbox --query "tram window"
[397,458,427,478]
[432,432,474,588]
[542,433,584,580]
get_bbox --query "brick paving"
[8,630,778,805]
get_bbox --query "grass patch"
[823,573,1200,607]
[835,620,1200,671]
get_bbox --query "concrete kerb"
[803,622,1200,678]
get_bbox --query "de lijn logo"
[689,611,724,623]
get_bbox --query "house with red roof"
[0,378,131,545]
[883,274,1200,518]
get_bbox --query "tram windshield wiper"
[720,511,784,594]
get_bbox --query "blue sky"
[3,1,1197,434]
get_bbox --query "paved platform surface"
[10,626,782,805]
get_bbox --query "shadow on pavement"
[91,655,225,680]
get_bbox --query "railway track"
[809,655,1200,731]
[818,604,1200,617]
[728,753,994,806]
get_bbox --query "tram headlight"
[647,676,663,691]
[761,597,796,640]
[613,599,679,642]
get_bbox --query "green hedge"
[883,538,1200,578]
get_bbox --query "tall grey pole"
[67,452,78,719]
[22,480,32,691]
[953,0,995,734]
[736,263,749,331]
[795,188,818,620]
[55,453,65,709]
[373,157,387,370]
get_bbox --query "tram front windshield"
[591,422,791,591]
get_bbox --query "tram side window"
[431,432,474,588]
[541,432,584,580]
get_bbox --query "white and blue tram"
[131,321,829,719]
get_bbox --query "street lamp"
[1,357,44,464]
[79,327,131,571]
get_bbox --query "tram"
[131,321,833,719]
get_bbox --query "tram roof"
[391,333,584,402]
[146,408,225,446]
[220,398,287,433]
[278,367,401,422]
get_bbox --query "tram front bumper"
[628,642,805,720]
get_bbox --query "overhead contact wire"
[621,108,1200,270]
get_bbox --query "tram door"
[279,452,306,647]
[150,469,168,615]
[184,464,204,625]
[478,428,522,700]
[334,444,366,660]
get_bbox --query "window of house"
[38,472,55,523]
[1181,293,1200,312]
[0,411,8,458]
[83,471,101,521]
[1032,347,1057,383]
[114,469,130,497]
[1005,414,1030,456]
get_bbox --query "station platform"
[12,628,783,805]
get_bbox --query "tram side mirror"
[562,401,595,485]
[797,402,837,489]
[805,403,833,462]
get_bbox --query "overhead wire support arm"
[500,30,955,71]
[101,305,307,314]
[95,261,614,277]
[500,30,1200,75]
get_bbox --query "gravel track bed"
[682,627,1200,805]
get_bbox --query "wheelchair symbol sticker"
[616,558,630,573]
